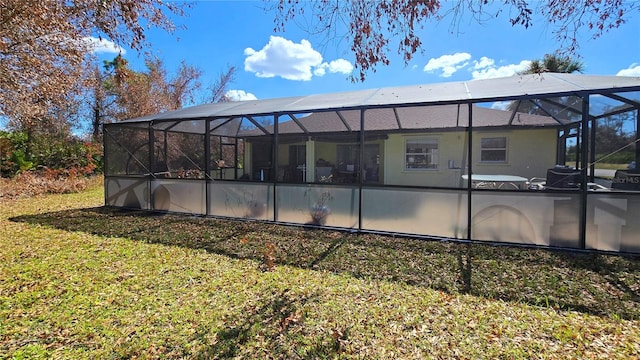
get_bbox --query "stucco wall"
[383,128,557,187]
[315,141,338,167]
[472,128,557,179]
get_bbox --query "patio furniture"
[316,166,333,182]
[461,174,529,189]
[545,166,581,190]
[526,177,547,190]
[526,175,610,191]
[611,169,640,191]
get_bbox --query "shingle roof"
[262,104,559,136]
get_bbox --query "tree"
[521,54,584,75]
[507,54,584,116]
[511,55,633,166]
[97,57,235,125]
[208,66,237,103]
[271,0,638,81]
[86,63,118,141]
[169,61,204,109]
[0,0,188,124]
[101,56,202,121]
[593,106,636,164]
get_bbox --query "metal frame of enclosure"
[103,73,640,254]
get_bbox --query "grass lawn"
[1,180,639,359]
[595,163,630,170]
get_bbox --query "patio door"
[288,145,306,182]
[252,142,273,181]
[336,143,381,183]
[363,144,381,183]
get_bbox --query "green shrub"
[596,151,634,165]
[0,131,103,178]
[0,131,34,176]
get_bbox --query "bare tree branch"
[270,0,638,82]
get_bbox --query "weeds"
[0,172,101,200]
[1,183,639,358]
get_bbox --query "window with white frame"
[405,138,438,169]
[480,137,507,162]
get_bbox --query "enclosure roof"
[120,73,640,124]
[239,104,559,137]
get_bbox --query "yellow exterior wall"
[473,129,557,180]
[257,128,556,185]
[315,142,338,166]
[384,128,557,187]
[385,132,467,187]
[245,142,253,178]
[277,143,300,165]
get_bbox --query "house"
[240,104,560,188]
[103,73,640,254]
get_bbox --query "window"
[480,137,507,162]
[405,138,438,169]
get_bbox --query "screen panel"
[361,187,468,239]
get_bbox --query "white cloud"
[244,36,352,81]
[471,59,531,80]
[313,67,326,77]
[225,90,258,101]
[423,52,532,80]
[423,52,472,77]
[473,56,495,70]
[244,36,322,81]
[327,59,354,74]
[617,64,640,77]
[314,59,353,77]
[84,36,125,55]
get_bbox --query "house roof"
[256,104,560,137]
[116,73,640,135]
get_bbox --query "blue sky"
[90,1,640,104]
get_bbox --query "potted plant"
[310,190,332,225]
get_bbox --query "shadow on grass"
[11,206,640,320]
[190,288,341,358]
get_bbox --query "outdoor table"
[461,174,529,189]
